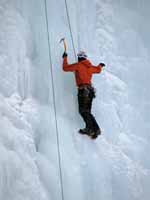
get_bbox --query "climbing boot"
[90,129,101,139]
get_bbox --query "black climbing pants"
[78,85,100,132]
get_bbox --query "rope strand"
[64,0,77,61]
[44,1,64,200]
[44,1,77,200]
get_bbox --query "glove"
[99,63,105,67]
[62,52,68,58]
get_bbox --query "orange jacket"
[63,57,102,86]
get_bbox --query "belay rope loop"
[44,0,77,199]
[44,1,64,200]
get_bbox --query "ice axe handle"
[60,38,67,52]
[64,41,67,52]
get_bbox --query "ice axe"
[60,38,67,52]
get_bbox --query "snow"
[0,0,150,200]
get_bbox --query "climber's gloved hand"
[62,52,68,58]
[99,63,105,67]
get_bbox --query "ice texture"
[0,0,150,200]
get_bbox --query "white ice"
[0,0,150,200]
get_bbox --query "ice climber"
[62,51,105,139]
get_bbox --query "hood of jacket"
[80,59,92,68]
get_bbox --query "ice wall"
[0,0,61,199]
[0,1,50,200]
[0,0,150,200]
